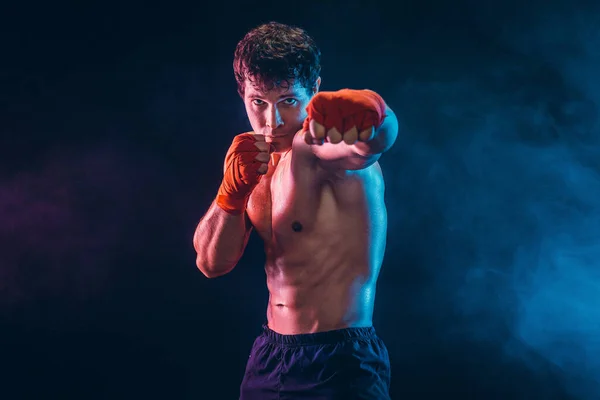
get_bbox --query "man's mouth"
[265,132,291,138]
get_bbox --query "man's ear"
[312,76,321,95]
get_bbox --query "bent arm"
[193,200,253,278]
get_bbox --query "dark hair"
[233,21,321,98]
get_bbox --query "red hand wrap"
[216,133,263,215]
[303,89,386,134]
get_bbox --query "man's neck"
[270,149,291,166]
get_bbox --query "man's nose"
[266,105,283,129]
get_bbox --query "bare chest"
[246,153,322,247]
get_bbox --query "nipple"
[291,221,303,232]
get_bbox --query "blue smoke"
[379,2,600,398]
[494,6,600,398]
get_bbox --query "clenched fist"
[216,133,272,215]
[302,89,386,145]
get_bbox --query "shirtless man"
[193,21,398,399]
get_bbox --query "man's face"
[243,78,319,152]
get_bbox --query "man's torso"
[246,132,388,335]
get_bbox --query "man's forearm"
[354,106,399,156]
[193,200,251,278]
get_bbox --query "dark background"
[1,0,599,399]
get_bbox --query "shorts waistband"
[260,323,377,346]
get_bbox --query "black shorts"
[239,324,391,400]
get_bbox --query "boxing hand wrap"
[303,89,386,134]
[216,133,264,215]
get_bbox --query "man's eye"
[252,99,265,105]
[283,98,297,105]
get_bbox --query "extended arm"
[301,89,399,170]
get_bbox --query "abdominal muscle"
[262,181,378,335]
[265,261,377,335]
